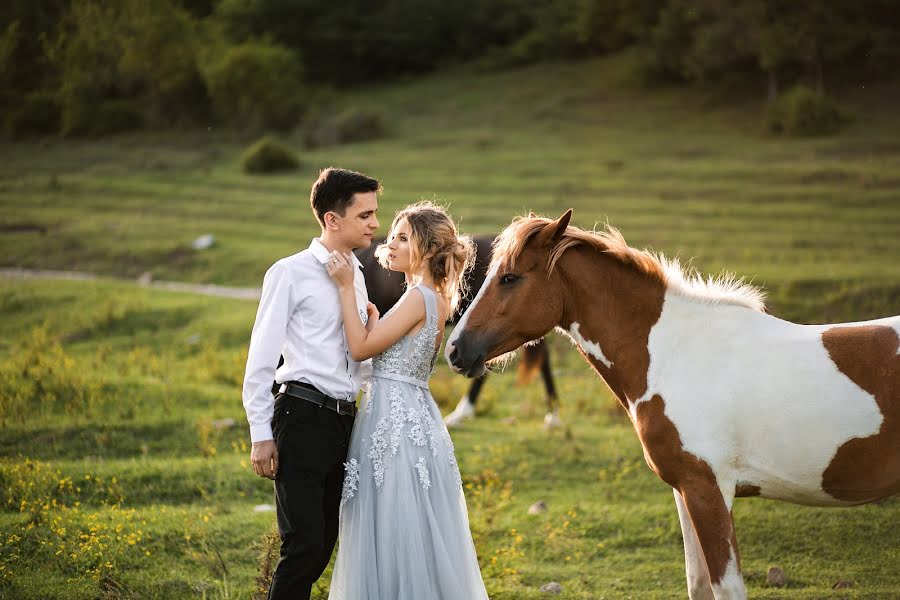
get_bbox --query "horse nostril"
[448,345,459,366]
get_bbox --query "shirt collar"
[309,238,364,269]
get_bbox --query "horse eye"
[499,273,520,285]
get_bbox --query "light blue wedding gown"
[328,285,490,600]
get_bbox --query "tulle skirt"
[327,377,489,600]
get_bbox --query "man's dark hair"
[310,167,381,226]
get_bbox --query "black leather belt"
[273,381,357,417]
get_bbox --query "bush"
[240,136,300,174]
[204,42,305,131]
[765,85,849,137]
[61,99,144,138]
[302,112,340,149]
[53,0,210,133]
[334,107,387,144]
[4,93,61,139]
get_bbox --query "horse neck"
[558,248,667,407]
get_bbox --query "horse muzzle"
[445,333,487,379]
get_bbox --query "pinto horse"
[355,234,560,427]
[446,210,900,599]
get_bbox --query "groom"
[242,167,381,599]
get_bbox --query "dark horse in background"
[355,234,561,428]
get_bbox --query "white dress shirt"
[242,238,371,442]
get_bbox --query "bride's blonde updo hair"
[375,201,476,315]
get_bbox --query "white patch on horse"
[445,264,498,364]
[711,549,746,599]
[567,322,613,368]
[642,291,886,506]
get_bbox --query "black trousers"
[267,391,354,600]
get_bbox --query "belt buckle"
[336,400,354,416]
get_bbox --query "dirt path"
[0,268,261,301]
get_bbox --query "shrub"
[302,113,340,149]
[765,85,848,137]
[4,93,61,139]
[204,42,305,132]
[240,136,300,174]
[61,99,144,138]
[334,107,387,144]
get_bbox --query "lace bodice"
[371,285,441,382]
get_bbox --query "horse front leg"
[538,340,563,430]
[674,489,714,600]
[444,374,485,427]
[679,483,746,599]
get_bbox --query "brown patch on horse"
[821,325,900,502]
[635,395,738,585]
[560,247,666,404]
[735,484,761,498]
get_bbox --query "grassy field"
[1,55,899,598]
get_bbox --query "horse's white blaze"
[567,322,613,368]
[445,265,498,367]
[643,292,891,506]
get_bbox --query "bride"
[325,201,490,599]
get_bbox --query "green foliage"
[334,107,387,144]
[765,84,848,136]
[61,99,144,138]
[4,92,61,139]
[0,326,105,425]
[51,0,210,135]
[240,136,300,174]
[0,20,21,91]
[302,106,387,148]
[204,41,305,132]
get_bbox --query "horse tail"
[516,340,546,387]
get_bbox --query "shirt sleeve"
[242,262,293,442]
[354,262,373,391]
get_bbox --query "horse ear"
[540,209,573,247]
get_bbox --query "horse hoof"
[543,412,563,430]
[444,397,475,428]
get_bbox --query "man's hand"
[251,440,279,480]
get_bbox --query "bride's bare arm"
[327,252,424,361]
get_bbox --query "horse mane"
[492,215,766,312]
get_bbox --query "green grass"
[1,54,899,598]
[2,56,899,321]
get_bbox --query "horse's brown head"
[446,210,573,377]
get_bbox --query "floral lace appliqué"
[371,287,440,381]
[369,416,390,488]
[389,387,405,456]
[407,407,426,446]
[341,458,361,506]
[415,457,431,491]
